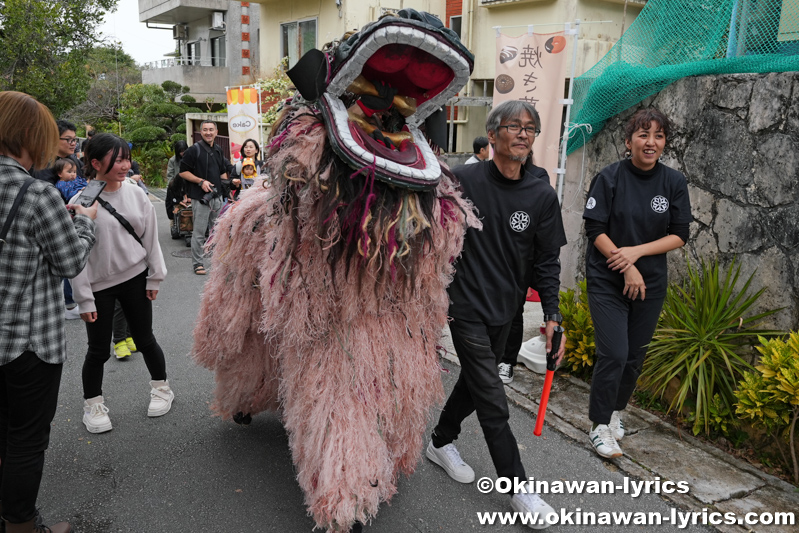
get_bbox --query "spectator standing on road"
[179,120,227,275]
[32,120,84,185]
[464,136,489,165]
[426,101,566,527]
[0,91,97,533]
[583,108,691,459]
[71,133,172,434]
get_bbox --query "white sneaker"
[65,306,81,320]
[426,440,475,483]
[498,363,514,384]
[589,424,623,459]
[83,396,112,433]
[511,489,557,529]
[148,380,174,417]
[609,410,625,441]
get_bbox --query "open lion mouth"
[320,18,473,190]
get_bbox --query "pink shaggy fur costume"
[193,107,478,531]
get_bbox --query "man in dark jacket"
[425,100,566,528]
[33,120,84,185]
[179,120,228,275]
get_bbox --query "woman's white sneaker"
[425,440,475,483]
[148,380,174,417]
[609,410,625,440]
[511,490,557,529]
[83,396,112,433]
[588,424,623,458]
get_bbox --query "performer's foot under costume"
[193,10,476,532]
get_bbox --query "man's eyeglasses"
[497,124,540,137]
[60,137,78,145]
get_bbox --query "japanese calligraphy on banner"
[494,31,568,185]
[226,87,259,160]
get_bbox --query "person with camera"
[179,120,228,275]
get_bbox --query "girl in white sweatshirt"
[71,133,173,434]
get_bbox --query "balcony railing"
[143,57,226,69]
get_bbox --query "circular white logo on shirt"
[651,195,669,213]
[509,211,530,232]
[586,197,596,209]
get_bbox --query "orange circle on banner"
[545,36,566,54]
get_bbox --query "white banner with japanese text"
[493,31,568,185]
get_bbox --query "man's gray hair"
[485,101,541,135]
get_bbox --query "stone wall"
[561,71,799,331]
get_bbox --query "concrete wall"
[561,71,799,331]
[143,64,230,101]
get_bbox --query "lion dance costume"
[193,10,476,532]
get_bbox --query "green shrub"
[559,279,595,380]
[641,256,782,436]
[735,332,799,485]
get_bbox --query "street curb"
[439,350,797,533]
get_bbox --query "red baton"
[534,325,564,437]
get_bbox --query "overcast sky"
[98,0,176,65]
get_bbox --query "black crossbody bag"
[0,178,36,253]
[97,197,143,247]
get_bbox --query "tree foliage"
[65,44,141,130]
[119,81,194,144]
[117,81,196,185]
[0,0,119,116]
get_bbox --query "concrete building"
[138,1,261,103]
[248,0,447,71]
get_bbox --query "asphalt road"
[37,198,710,533]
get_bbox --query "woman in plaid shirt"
[0,91,97,533]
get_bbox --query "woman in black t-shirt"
[582,108,692,459]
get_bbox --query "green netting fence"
[566,0,799,154]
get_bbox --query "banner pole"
[556,19,580,206]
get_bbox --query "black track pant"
[587,290,665,425]
[0,351,62,524]
[433,317,526,481]
[82,270,167,399]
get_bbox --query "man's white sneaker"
[83,396,112,433]
[498,363,514,384]
[589,424,623,458]
[65,306,81,320]
[511,490,557,529]
[148,380,174,417]
[609,410,625,441]
[425,440,475,483]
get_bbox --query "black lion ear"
[286,49,329,101]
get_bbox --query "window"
[778,0,799,42]
[450,15,462,38]
[187,41,201,65]
[281,19,317,67]
[211,36,226,66]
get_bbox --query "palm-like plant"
[641,256,783,435]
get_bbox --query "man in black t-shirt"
[426,101,566,526]
[179,120,228,275]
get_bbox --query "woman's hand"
[81,311,97,323]
[607,246,642,273]
[232,179,241,187]
[623,266,646,300]
[146,290,158,301]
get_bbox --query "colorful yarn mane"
[193,103,478,531]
